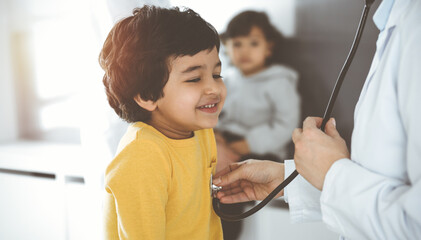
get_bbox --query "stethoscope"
[212,0,376,221]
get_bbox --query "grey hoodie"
[217,64,301,160]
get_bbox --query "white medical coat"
[284,0,421,239]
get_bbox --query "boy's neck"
[146,119,194,140]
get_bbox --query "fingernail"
[332,118,336,127]
[213,177,221,185]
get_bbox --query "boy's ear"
[134,94,157,112]
[266,41,274,57]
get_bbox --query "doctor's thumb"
[325,118,340,138]
[214,167,241,186]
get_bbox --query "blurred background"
[0,0,380,239]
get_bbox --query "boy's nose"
[204,84,219,95]
[203,78,221,95]
[239,46,250,54]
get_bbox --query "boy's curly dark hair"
[220,10,286,66]
[99,6,220,123]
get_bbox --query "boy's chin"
[198,119,218,130]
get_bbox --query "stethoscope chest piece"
[210,174,222,198]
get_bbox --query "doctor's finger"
[220,180,253,193]
[325,118,341,139]
[292,128,303,143]
[218,185,245,197]
[303,117,323,130]
[214,162,244,178]
[213,163,248,187]
[216,180,242,192]
[219,191,252,204]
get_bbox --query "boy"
[99,6,226,239]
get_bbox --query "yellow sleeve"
[105,140,171,240]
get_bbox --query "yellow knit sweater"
[104,122,223,239]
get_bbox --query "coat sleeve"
[284,160,323,223]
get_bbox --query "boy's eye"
[213,74,223,79]
[233,42,242,48]
[186,78,200,83]
[251,41,259,47]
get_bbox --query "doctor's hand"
[213,160,284,204]
[292,117,350,191]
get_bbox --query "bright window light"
[28,0,104,135]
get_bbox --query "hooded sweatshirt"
[217,64,300,160]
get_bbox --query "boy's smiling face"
[142,47,226,139]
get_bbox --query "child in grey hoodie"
[215,10,301,240]
[216,10,301,173]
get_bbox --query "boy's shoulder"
[115,122,168,154]
[105,122,172,183]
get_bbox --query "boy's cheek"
[221,89,227,106]
[221,82,227,98]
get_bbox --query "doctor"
[213,0,421,239]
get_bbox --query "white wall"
[0,0,19,142]
[170,0,296,36]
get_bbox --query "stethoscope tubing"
[213,1,374,222]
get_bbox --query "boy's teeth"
[201,104,215,108]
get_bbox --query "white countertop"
[0,140,85,177]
